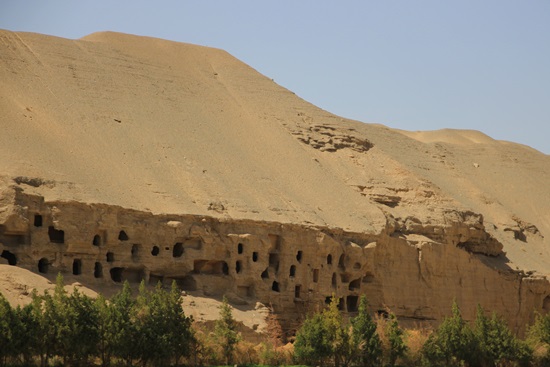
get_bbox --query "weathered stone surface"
[1,186,549,335]
[1,30,549,336]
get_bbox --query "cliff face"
[1,29,550,334]
[1,185,548,334]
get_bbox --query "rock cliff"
[1,29,549,335]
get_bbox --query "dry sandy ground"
[0,30,549,275]
[0,264,268,335]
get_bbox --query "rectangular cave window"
[132,244,141,260]
[72,259,82,275]
[269,253,279,272]
[48,226,64,244]
[347,296,359,312]
[294,285,301,299]
[118,230,129,241]
[252,252,258,262]
[296,250,303,263]
[313,269,319,283]
[94,262,103,278]
[1,251,17,266]
[110,267,123,283]
[268,234,280,251]
[338,297,345,311]
[34,214,43,227]
[193,260,228,275]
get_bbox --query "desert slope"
[2,29,548,272]
[1,30,550,332]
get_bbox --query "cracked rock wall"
[1,187,548,335]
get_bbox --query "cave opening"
[347,296,359,312]
[313,269,319,283]
[295,285,301,299]
[48,226,64,244]
[151,246,160,256]
[1,250,17,266]
[238,243,243,254]
[110,267,123,283]
[349,278,361,291]
[272,281,280,292]
[38,258,49,273]
[173,243,184,258]
[34,214,43,227]
[289,265,296,277]
[132,244,141,260]
[93,235,101,246]
[72,259,82,275]
[118,230,129,241]
[94,262,103,278]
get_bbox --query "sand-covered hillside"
[1,29,549,277]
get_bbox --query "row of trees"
[3,277,550,367]
[294,296,550,367]
[0,275,240,367]
[294,295,405,367]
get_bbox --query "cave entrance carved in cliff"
[34,214,42,227]
[347,296,358,312]
[48,226,64,244]
[1,250,17,266]
[172,243,184,258]
[73,259,82,275]
[193,260,229,275]
[118,230,129,241]
[38,258,49,273]
[94,262,102,278]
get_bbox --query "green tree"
[165,281,194,365]
[475,305,531,367]
[294,296,353,367]
[0,293,16,366]
[322,296,352,367]
[108,281,138,366]
[64,287,100,366]
[422,300,475,367]
[294,312,332,366]
[351,296,382,367]
[214,295,241,365]
[384,312,407,367]
[133,281,194,366]
[13,302,38,365]
[528,312,550,366]
[95,294,111,367]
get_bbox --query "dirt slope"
[1,29,549,277]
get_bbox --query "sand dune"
[1,29,549,277]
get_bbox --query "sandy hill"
[1,30,550,329]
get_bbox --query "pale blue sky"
[1,1,549,154]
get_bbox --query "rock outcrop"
[1,185,549,335]
[1,29,550,336]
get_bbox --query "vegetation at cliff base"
[1,279,550,367]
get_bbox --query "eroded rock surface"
[1,30,550,336]
[1,186,548,335]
